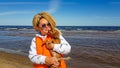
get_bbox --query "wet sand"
[0,51,33,68]
[0,30,120,68]
[1,46,120,68]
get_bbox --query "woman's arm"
[28,37,59,67]
[28,37,46,64]
[53,35,71,54]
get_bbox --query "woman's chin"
[44,31,49,35]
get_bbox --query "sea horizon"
[0,25,120,31]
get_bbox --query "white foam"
[0,48,28,56]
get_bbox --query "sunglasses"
[41,23,51,28]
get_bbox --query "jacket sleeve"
[28,37,46,64]
[53,35,71,54]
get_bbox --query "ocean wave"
[0,48,27,56]
[1,26,120,31]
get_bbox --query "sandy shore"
[1,49,119,68]
[0,50,99,68]
[0,51,33,68]
[0,51,75,68]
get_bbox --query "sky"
[0,0,120,26]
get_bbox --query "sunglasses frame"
[41,23,51,28]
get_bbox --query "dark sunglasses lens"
[42,24,46,28]
[47,23,51,26]
[41,23,51,28]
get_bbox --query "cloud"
[0,1,78,5]
[46,0,61,13]
[110,2,120,4]
[95,16,120,19]
[0,2,48,5]
[46,0,78,13]
[0,1,78,15]
[0,1,61,14]
[62,2,79,5]
[0,11,35,16]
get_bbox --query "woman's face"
[38,18,51,36]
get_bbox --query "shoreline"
[0,51,76,68]
[0,51,33,68]
[1,48,120,68]
[0,51,94,68]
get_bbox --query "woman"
[28,12,71,68]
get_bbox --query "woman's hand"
[45,57,59,67]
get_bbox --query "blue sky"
[0,0,120,26]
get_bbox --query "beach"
[0,29,120,68]
[0,51,33,68]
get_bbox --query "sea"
[0,25,120,53]
[0,25,120,68]
[0,25,120,31]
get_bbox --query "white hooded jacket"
[28,33,71,64]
